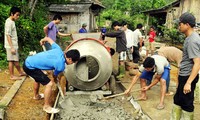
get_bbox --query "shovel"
[56,79,74,109]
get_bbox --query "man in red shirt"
[146,26,156,57]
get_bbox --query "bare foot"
[135,96,148,101]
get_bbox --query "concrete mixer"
[64,38,115,92]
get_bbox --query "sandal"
[156,104,165,110]
[43,107,60,114]
[165,91,174,96]
[33,93,44,100]
[135,96,148,101]
[19,72,27,76]
[10,76,22,80]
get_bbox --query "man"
[23,37,80,113]
[79,23,87,33]
[156,46,182,68]
[104,21,127,78]
[125,55,170,110]
[156,46,183,95]
[132,24,144,64]
[43,14,71,50]
[171,12,200,120]
[4,6,26,80]
[121,21,134,62]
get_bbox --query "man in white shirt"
[132,24,144,64]
[122,21,134,61]
[4,6,26,80]
[125,55,170,110]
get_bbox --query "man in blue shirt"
[23,37,80,114]
[79,23,87,33]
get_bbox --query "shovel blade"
[59,98,74,109]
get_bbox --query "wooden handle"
[104,92,125,99]
[42,45,46,51]
[57,81,65,99]
[104,88,141,100]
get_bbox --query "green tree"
[99,0,175,29]
[0,0,49,68]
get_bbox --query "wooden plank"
[0,108,4,120]
[0,76,26,107]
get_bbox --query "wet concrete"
[55,94,135,120]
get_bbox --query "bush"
[0,3,49,69]
[159,25,185,45]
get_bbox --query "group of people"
[102,21,155,79]
[4,6,200,119]
[100,12,200,119]
[125,13,199,119]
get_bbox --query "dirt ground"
[0,69,57,120]
[0,37,200,120]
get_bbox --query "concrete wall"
[165,7,180,28]
[165,0,200,28]
[50,9,97,34]
[179,0,200,22]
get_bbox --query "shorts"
[146,41,155,51]
[174,75,199,112]
[6,48,19,61]
[126,47,133,61]
[119,51,127,61]
[140,65,170,82]
[23,63,50,85]
[140,70,155,81]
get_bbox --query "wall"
[50,9,93,33]
[165,7,180,28]
[179,0,200,22]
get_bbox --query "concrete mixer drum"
[64,38,114,91]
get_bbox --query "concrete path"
[120,66,200,120]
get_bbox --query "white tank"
[64,38,113,90]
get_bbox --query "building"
[143,0,200,29]
[48,0,105,33]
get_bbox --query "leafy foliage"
[159,25,185,45]
[99,0,175,29]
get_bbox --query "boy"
[23,37,80,113]
[146,26,156,56]
[4,6,26,80]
